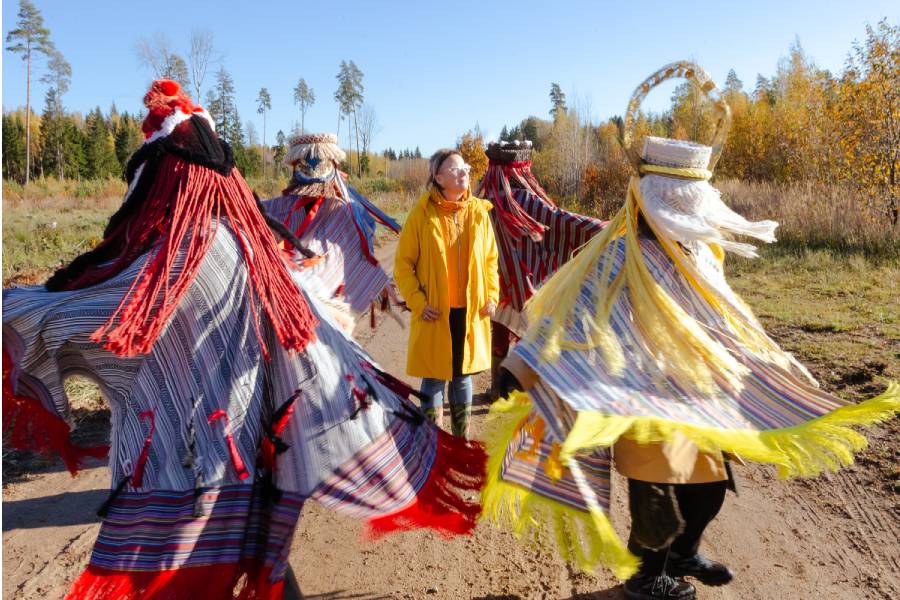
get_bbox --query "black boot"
[668,553,734,586]
[624,573,696,600]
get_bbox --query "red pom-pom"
[157,79,180,96]
[141,79,198,138]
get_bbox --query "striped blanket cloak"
[481,225,899,580]
[477,156,605,336]
[3,222,484,599]
[265,173,400,317]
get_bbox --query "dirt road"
[3,239,898,599]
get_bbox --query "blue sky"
[3,1,897,155]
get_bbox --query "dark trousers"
[627,478,728,576]
[449,307,466,378]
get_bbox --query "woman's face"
[435,154,470,196]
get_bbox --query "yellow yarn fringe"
[526,175,820,393]
[561,382,900,478]
[638,164,712,180]
[479,392,641,580]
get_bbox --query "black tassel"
[97,476,130,518]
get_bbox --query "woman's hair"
[426,148,463,190]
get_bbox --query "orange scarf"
[430,187,471,212]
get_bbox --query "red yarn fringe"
[2,349,108,475]
[480,164,546,242]
[366,429,487,540]
[67,155,317,359]
[65,560,283,600]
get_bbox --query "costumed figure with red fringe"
[2,80,486,600]
[264,133,403,333]
[475,141,606,396]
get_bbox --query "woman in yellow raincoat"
[394,149,500,438]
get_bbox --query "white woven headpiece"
[638,136,778,258]
[642,136,711,170]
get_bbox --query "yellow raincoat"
[395,190,500,380]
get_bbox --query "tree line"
[494,21,898,225]
[3,0,386,184]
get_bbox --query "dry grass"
[717,179,899,259]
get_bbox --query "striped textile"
[479,167,605,336]
[2,222,460,581]
[90,485,303,576]
[312,417,435,518]
[514,234,852,431]
[265,184,397,315]
[500,381,611,512]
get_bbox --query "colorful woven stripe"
[500,381,611,512]
[312,417,434,518]
[477,163,605,334]
[90,485,303,574]
[266,190,393,314]
[4,220,487,597]
[516,236,852,431]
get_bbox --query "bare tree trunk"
[348,124,353,175]
[262,111,267,180]
[353,109,361,177]
[25,40,32,185]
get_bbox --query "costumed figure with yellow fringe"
[481,62,899,600]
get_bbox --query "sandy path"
[3,238,897,599]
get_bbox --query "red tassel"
[66,155,317,359]
[286,196,323,239]
[65,560,283,600]
[2,349,108,475]
[130,410,155,487]
[208,410,250,480]
[365,429,487,540]
[259,393,299,472]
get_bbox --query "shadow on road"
[2,488,106,531]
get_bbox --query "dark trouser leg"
[669,480,728,557]
[490,322,511,399]
[448,308,472,438]
[625,479,698,599]
[627,479,684,576]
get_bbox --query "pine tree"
[725,69,744,93]
[114,113,144,170]
[549,83,567,119]
[206,67,244,148]
[256,87,271,177]
[83,108,119,179]
[335,60,365,175]
[6,0,55,183]
[273,129,287,176]
[2,113,27,181]
[38,48,72,178]
[293,78,315,134]
[39,88,65,177]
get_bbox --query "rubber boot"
[489,353,505,401]
[423,407,444,429]
[449,404,471,439]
